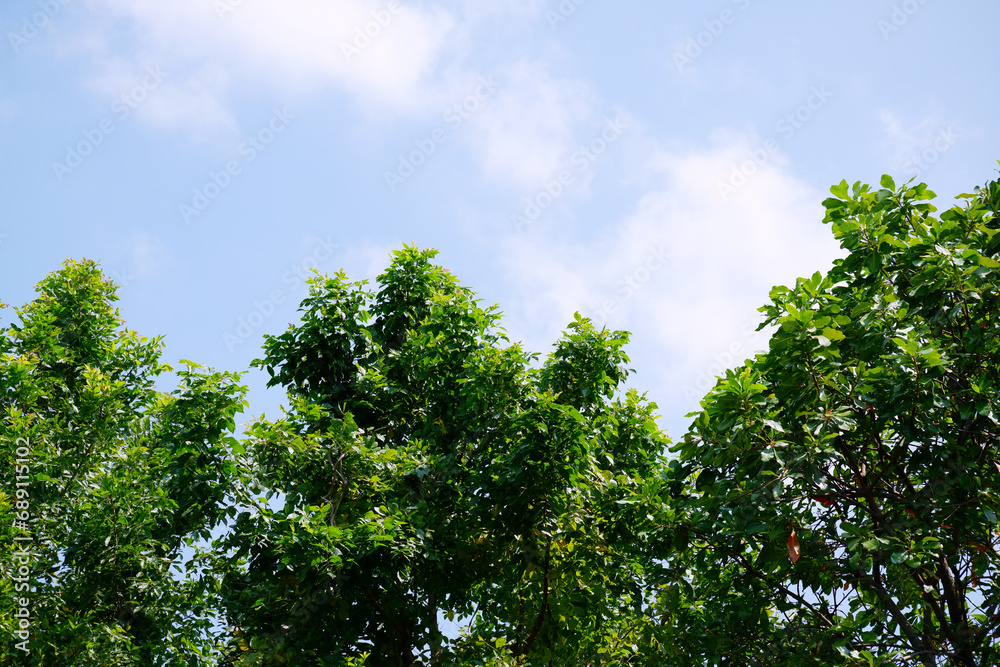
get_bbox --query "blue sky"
[2,0,998,439]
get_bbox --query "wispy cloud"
[73,0,616,192]
[499,131,844,405]
[83,0,455,134]
[467,59,599,187]
[877,110,947,167]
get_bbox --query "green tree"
[10,171,999,667]
[0,259,248,666]
[666,174,1000,665]
[211,246,670,666]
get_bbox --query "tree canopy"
[213,246,669,665]
[0,259,248,665]
[2,171,1000,666]
[667,174,1000,666]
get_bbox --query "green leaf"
[978,255,1000,268]
[830,179,850,199]
[821,327,845,342]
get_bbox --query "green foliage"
[667,174,1000,666]
[0,259,248,666]
[6,170,1000,667]
[211,246,670,666]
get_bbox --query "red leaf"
[787,531,800,563]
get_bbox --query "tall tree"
[665,174,1000,666]
[212,246,669,666]
[0,259,248,666]
[9,171,999,667]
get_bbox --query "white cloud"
[129,232,167,279]
[466,59,598,187]
[453,0,544,21]
[877,110,945,168]
[83,0,456,133]
[104,232,169,288]
[68,1,623,194]
[76,0,612,188]
[143,72,237,137]
[84,56,237,137]
[499,131,845,408]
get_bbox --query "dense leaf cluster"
[669,174,1000,666]
[2,172,999,666]
[216,248,669,666]
[1,259,248,665]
